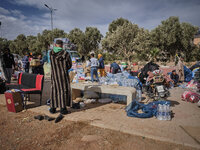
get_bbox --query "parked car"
[46,49,82,63]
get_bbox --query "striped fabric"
[50,50,72,108]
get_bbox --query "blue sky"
[0,0,200,40]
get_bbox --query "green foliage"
[0,38,10,52]
[102,22,139,61]
[0,16,199,63]
[149,48,160,61]
[12,34,28,55]
[96,52,122,64]
[84,27,102,53]
[150,17,182,56]
[180,22,199,62]
[37,28,67,51]
[68,27,102,55]
[102,21,151,62]
[150,16,199,61]
[108,17,130,34]
[68,28,86,54]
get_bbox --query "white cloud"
[0,13,48,40]
[1,0,200,40]
[10,9,26,20]
[0,7,10,15]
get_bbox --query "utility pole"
[44,4,57,30]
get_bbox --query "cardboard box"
[69,71,76,83]
[72,89,82,100]
[5,92,23,113]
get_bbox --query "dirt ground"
[0,105,198,150]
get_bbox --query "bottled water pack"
[156,104,171,121]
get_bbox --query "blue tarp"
[192,68,200,78]
[128,75,142,90]
[125,100,170,118]
[184,66,193,82]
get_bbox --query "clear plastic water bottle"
[161,105,166,120]
[163,105,167,120]
[156,105,159,119]
[166,105,171,121]
[136,89,142,102]
[75,75,79,83]
[157,104,171,121]
[157,104,163,120]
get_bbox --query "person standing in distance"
[22,52,30,73]
[176,56,184,82]
[3,48,15,83]
[98,54,106,77]
[88,53,99,82]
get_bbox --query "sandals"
[34,115,44,121]
[55,114,64,123]
[60,108,71,115]
[34,115,55,121]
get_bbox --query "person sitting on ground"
[170,70,179,86]
[88,53,99,82]
[110,62,121,74]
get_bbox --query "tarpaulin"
[184,66,193,82]
[181,91,200,103]
[139,61,160,84]
[125,100,170,118]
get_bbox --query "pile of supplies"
[181,91,200,103]
[99,71,142,101]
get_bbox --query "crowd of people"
[84,54,122,82]
[22,52,44,75]
[0,44,186,88]
[0,49,45,84]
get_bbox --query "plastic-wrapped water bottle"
[163,105,167,120]
[136,89,142,102]
[75,75,79,83]
[157,104,163,120]
[122,79,125,86]
[161,105,166,120]
[157,104,171,121]
[166,105,171,120]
